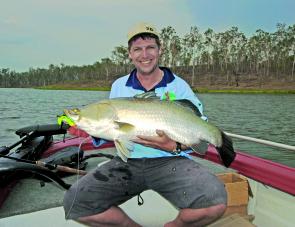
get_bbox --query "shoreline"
[35,85,295,94]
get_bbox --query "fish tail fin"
[216,132,236,167]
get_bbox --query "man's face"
[128,37,161,76]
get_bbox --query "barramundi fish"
[64,93,236,167]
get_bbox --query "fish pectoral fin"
[114,139,132,162]
[114,121,135,133]
[190,141,208,155]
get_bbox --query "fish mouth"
[63,108,80,122]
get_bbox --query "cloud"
[2,16,19,26]
[1,0,196,71]
[1,0,294,72]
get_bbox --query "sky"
[1,0,294,72]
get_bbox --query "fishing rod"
[0,160,72,190]
[225,132,295,152]
[0,154,87,175]
[0,153,85,190]
[0,123,86,175]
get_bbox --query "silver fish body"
[64,97,235,167]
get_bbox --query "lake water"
[1,88,294,167]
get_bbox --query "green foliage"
[1,23,295,89]
[195,89,295,94]
[37,85,111,91]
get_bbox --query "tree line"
[1,23,294,88]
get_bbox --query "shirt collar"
[125,67,175,91]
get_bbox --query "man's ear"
[128,51,132,59]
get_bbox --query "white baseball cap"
[127,22,159,42]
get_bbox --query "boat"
[0,124,294,227]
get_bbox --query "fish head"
[63,101,117,139]
[63,108,81,123]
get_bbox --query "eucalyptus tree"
[0,70,4,87]
[255,29,272,77]
[79,64,94,81]
[286,24,295,80]
[0,68,10,87]
[245,35,259,76]
[111,45,130,75]
[214,27,247,83]
[272,23,289,78]
[203,28,215,72]
[215,31,229,74]
[59,63,72,81]
[47,64,62,85]
[111,45,129,66]
[228,27,247,74]
[182,26,204,86]
[215,28,232,81]
[170,34,182,67]
[101,57,115,82]
[224,27,247,85]
[3,70,17,87]
[93,61,103,80]
[26,67,38,86]
[179,39,192,67]
[160,26,177,67]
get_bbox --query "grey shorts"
[63,156,227,220]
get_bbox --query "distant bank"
[36,84,295,94]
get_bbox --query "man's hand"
[133,130,177,152]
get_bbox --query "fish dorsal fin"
[134,91,159,99]
[174,99,202,117]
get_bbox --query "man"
[63,22,227,227]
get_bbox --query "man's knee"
[208,203,227,218]
[180,203,226,223]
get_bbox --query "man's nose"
[142,48,148,57]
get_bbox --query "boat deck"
[0,148,232,226]
[2,147,295,227]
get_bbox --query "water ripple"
[1,88,294,167]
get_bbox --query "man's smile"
[140,60,152,65]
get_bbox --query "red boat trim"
[42,137,114,158]
[44,138,295,196]
[191,145,295,196]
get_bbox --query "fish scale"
[112,99,213,145]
